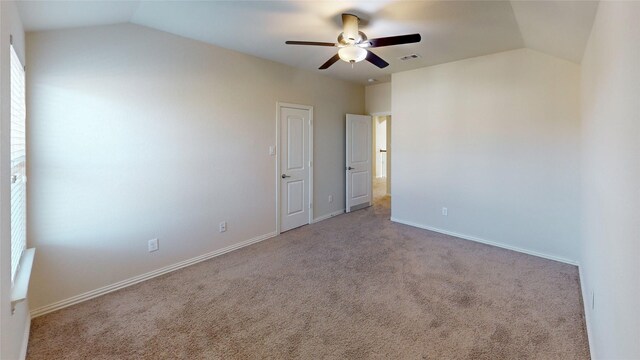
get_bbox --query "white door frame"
[276,102,314,234]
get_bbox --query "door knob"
[347,166,354,170]
[281,174,291,178]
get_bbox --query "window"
[10,44,26,284]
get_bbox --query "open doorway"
[372,115,391,204]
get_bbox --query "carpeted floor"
[27,191,590,359]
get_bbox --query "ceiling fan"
[285,13,421,70]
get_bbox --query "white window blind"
[10,44,26,284]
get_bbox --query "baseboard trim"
[313,209,345,223]
[30,231,277,318]
[578,265,596,358]
[19,310,30,360]
[389,217,578,266]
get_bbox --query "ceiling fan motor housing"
[338,32,367,46]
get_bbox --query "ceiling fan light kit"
[338,46,367,64]
[285,13,421,70]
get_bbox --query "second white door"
[346,114,372,212]
[280,106,311,232]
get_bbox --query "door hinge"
[309,161,312,167]
[309,203,312,209]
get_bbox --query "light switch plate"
[148,238,159,252]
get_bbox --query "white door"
[280,106,311,232]
[346,114,372,212]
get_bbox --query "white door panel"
[351,120,369,163]
[287,117,304,170]
[287,180,304,215]
[346,114,372,212]
[351,171,369,199]
[280,106,311,232]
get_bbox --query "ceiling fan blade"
[367,34,421,48]
[366,51,389,68]
[285,41,336,47]
[319,54,341,70]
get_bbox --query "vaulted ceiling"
[17,1,599,84]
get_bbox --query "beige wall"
[365,82,391,115]
[391,49,581,263]
[580,2,640,358]
[0,2,30,359]
[26,24,364,311]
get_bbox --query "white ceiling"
[17,1,599,85]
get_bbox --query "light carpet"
[27,194,589,359]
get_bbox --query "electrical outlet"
[148,238,159,252]
[442,207,448,216]
[219,221,227,233]
[328,195,333,203]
